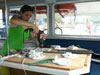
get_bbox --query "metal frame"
[6,0,100,41]
[1,0,100,7]
[5,0,9,55]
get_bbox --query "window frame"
[47,1,100,41]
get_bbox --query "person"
[0,5,46,55]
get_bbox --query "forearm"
[10,15,39,34]
[10,18,34,27]
[31,30,46,40]
[30,32,37,41]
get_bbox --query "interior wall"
[44,39,100,53]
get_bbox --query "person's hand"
[41,33,46,40]
[32,25,39,34]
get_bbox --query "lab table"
[0,50,91,75]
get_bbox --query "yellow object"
[0,66,10,75]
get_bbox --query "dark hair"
[20,5,35,13]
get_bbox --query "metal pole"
[34,4,37,25]
[5,0,9,55]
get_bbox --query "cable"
[0,56,4,65]
[21,57,27,75]
[73,5,77,22]
[56,5,64,18]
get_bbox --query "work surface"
[0,47,92,75]
[4,53,90,70]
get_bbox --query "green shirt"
[0,26,30,55]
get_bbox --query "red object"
[36,3,76,14]
[55,3,75,13]
[86,21,91,34]
[36,6,47,14]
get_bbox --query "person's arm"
[10,15,33,27]
[41,33,46,40]
[30,32,37,40]
[10,15,39,34]
[30,30,46,40]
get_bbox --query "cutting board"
[4,53,90,71]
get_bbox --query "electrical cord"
[0,56,4,65]
[21,28,44,75]
[21,48,37,75]
[21,52,30,75]
[21,57,27,75]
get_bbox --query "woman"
[0,5,46,55]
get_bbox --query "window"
[36,6,48,34]
[28,6,48,34]
[54,2,100,37]
[0,9,6,39]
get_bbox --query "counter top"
[0,52,92,75]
